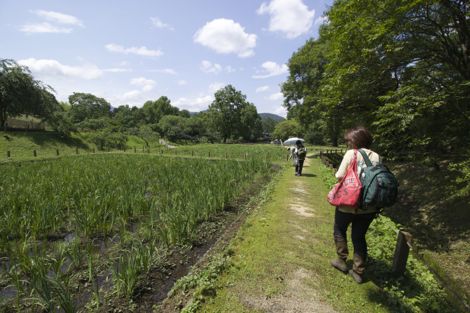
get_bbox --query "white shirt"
[335,149,381,180]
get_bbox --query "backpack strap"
[358,149,373,167]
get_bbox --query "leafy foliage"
[282,0,470,157]
[0,59,59,130]
[272,119,302,141]
[208,85,263,142]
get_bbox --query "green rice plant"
[6,264,26,312]
[111,242,153,299]
[1,151,277,308]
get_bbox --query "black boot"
[349,254,365,283]
[331,240,348,273]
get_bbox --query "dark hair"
[344,127,373,149]
[296,140,302,146]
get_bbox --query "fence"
[2,146,290,163]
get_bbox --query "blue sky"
[1,0,332,116]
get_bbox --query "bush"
[89,131,127,150]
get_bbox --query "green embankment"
[0,131,155,161]
[177,157,456,313]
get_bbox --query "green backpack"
[358,149,398,210]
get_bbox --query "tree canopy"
[208,85,262,142]
[0,59,59,130]
[282,0,470,158]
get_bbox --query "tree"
[142,96,179,124]
[272,120,302,141]
[0,59,59,130]
[157,115,188,141]
[240,104,263,141]
[261,117,278,135]
[208,85,261,142]
[281,0,470,154]
[113,105,144,131]
[68,92,111,124]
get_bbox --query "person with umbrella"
[292,140,307,176]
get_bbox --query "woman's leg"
[333,209,353,263]
[298,159,304,175]
[350,213,375,276]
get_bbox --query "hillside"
[259,112,285,122]
[0,131,157,161]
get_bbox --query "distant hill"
[188,111,285,122]
[259,113,285,122]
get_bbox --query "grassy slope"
[198,158,391,313]
[385,162,470,310]
[0,131,154,161]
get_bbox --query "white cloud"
[34,10,84,26]
[122,90,142,100]
[105,43,163,57]
[257,0,314,39]
[177,80,187,86]
[256,85,270,93]
[194,18,256,58]
[20,22,72,33]
[225,65,236,73]
[173,95,213,111]
[155,68,177,75]
[200,60,222,74]
[268,92,284,101]
[18,58,102,79]
[130,77,156,91]
[150,17,174,31]
[103,68,131,73]
[314,15,329,26]
[253,61,288,79]
[209,82,225,93]
[20,10,83,34]
[274,106,287,117]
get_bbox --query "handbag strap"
[358,149,373,167]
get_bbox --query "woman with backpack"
[330,127,381,283]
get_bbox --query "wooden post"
[56,149,59,156]
[191,150,194,157]
[33,150,37,157]
[76,148,79,154]
[208,151,211,158]
[392,230,413,275]
[7,151,10,158]
[245,153,247,160]
[161,149,163,155]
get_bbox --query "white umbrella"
[283,137,304,146]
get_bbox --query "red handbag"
[327,150,362,207]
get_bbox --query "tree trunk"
[0,109,6,131]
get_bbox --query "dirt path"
[196,157,339,312]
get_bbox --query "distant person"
[287,145,298,167]
[293,140,307,176]
[330,126,381,283]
